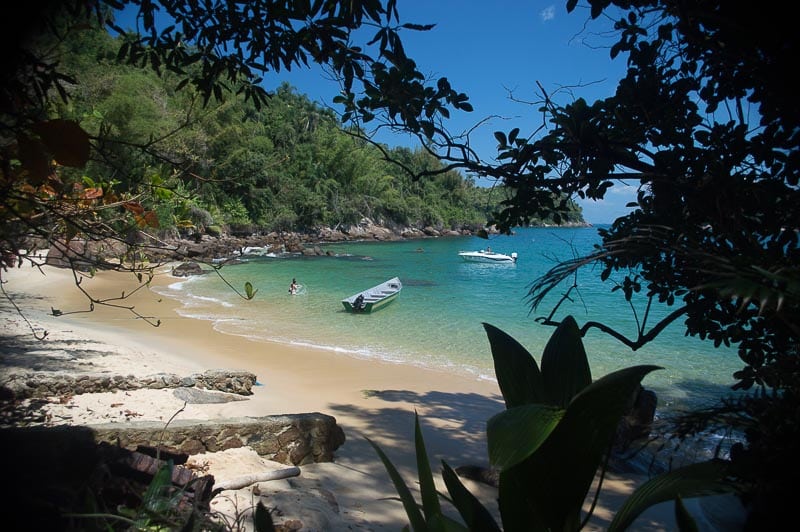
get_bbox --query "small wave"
[204,318,497,382]
[157,277,235,309]
[168,309,243,322]
[186,294,234,307]
[165,273,206,290]
[240,246,271,255]
[289,284,308,295]
[163,292,234,309]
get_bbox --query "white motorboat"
[458,249,518,263]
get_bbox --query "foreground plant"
[371,316,739,530]
[70,458,279,531]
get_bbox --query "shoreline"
[44,265,507,448]
[1,262,730,530]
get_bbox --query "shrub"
[371,316,738,530]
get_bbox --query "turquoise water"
[155,226,743,417]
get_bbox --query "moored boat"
[341,277,402,313]
[458,249,518,263]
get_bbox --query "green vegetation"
[6,11,583,258]
[2,1,797,529]
[70,458,277,531]
[469,2,798,529]
[372,317,737,530]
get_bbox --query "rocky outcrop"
[614,384,658,452]
[172,261,206,277]
[0,369,257,400]
[91,413,346,465]
[38,218,588,268]
[135,218,491,264]
[0,364,344,465]
[45,238,131,271]
[0,421,344,530]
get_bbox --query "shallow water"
[155,226,744,419]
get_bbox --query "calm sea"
[155,226,743,419]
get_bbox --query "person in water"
[289,278,298,295]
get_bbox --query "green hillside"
[52,23,584,238]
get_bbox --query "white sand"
[0,262,711,530]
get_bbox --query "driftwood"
[213,466,301,491]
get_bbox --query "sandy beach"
[1,261,742,530]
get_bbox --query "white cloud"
[540,5,556,22]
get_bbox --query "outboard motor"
[354,294,365,310]
[511,252,518,263]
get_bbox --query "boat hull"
[342,277,402,313]
[458,251,517,263]
[342,291,399,313]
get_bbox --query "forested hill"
[55,24,584,239]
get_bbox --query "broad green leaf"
[414,413,442,523]
[137,461,176,526]
[428,513,465,532]
[366,436,427,531]
[244,281,258,299]
[503,365,661,531]
[674,496,699,532]
[141,461,173,510]
[609,460,736,531]
[483,323,544,407]
[498,466,547,532]
[540,315,592,407]
[487,404,564,470]
[441,461,499,531]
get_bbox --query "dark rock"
[172,261,205,277]
[45,238,129,271]
[173,388,248,404]
[0,369,257,400]
[0,427,216,529]
[614,385,658,452]
[92,413,346,465]
[193,369,257,395]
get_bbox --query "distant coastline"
[40,218,593,268]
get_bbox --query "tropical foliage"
[4,0,795,528]
[426,2,796,528]
[2,2,582,284]
[371,317,737,530]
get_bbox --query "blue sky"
[267,1,637,224]
[115,2,636,224]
